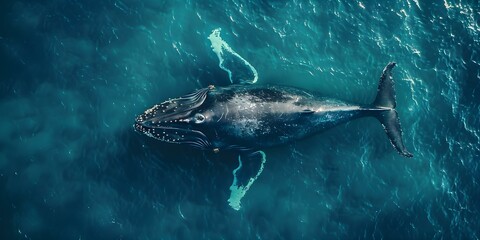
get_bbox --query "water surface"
[0,0,479,239]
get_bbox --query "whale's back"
[199,85,361,148]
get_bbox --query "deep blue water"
[1,0,479,239]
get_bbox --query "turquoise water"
[1,0,479,239]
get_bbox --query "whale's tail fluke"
[372,63,413,158]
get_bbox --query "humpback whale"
[134,29,413,210]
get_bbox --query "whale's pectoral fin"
[208,28,258,85]
[228,150,266,210]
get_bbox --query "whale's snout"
[133,121,147,134]
[133,118,211,150]
[133,87,213,150]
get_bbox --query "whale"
[134,29,413,210]
[135,64,411,156]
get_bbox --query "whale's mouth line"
[134,124,190,135]
[135,116,191,127]
[134,121,193,136]
[133,122,212,150]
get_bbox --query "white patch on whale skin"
[235,118,263,138]
[208,28,258,84]
[227,94,271,138]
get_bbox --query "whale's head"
[134,87,213,150]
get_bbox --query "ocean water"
[1,0,479,239]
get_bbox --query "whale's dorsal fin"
[301,109,315,114]
[228,150,266,210]
[208,28,258,85]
